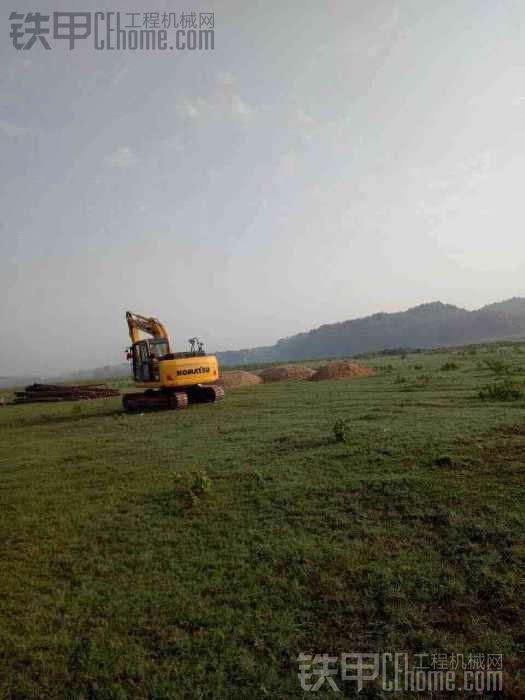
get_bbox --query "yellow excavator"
[122,311,224,412]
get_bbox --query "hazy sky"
[2,0,525,375]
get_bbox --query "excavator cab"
[131,338,169,382]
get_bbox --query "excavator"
[122,311,224,412]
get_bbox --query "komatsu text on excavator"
[122,311,224,412]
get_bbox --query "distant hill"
[57,363,130,382]
[478,297,525,316]
[216,297,525,365]
[0,365,129,390]
[4,298,525,385]
[0,375,41,390]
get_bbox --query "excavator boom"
[126,311,170,348]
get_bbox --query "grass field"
[0,344,524,698]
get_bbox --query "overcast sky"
[2,0,525,375]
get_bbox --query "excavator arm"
[126,311,170,348]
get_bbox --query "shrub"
[191,471,212,496]
[173,470,212,506]
[441,362,459,371]
[478,380,523,402]
[434,455,453,468]
[333,419,348,443]
[416,374,432,385]
[484,359,511,376]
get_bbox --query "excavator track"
[209,385,225,402]
[186,384,225,404]
[122,390,189,413]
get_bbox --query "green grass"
[0,344,524,697]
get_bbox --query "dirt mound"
[259,365,316,383]
[310,360,375,382]
[217,370,262,388]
